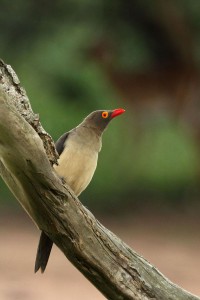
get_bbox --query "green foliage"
[0,0,200,209]
[83,114,198,208]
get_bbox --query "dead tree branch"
[0,60,199,300]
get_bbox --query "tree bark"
[0,60,199,300]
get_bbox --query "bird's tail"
[34,231,53,273]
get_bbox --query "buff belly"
[54,142,98,196]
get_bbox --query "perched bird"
[34,108,125,273]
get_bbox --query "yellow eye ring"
[102,111,109,118]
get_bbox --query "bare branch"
[0,60,199,300]
[0,59,58,165]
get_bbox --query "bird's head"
[81,108,125,134]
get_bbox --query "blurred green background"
[2,3,200,298]
[1,0,200,214]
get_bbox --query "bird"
[34,108,125,273]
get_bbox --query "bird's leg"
[61,176,66,184]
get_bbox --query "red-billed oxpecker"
[35,108,125,273]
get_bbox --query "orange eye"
[102,111,109,118]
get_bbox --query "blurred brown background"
[1,0,200,299]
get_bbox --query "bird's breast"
[54,141,98,196]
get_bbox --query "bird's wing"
[34,131,71,273]
[55,131,71,155]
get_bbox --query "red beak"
[111,108,125,119]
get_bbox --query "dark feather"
[34,231,53,273]
[55,131,70,155]
[34,132,70,273]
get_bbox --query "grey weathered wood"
[0,60,199,300]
